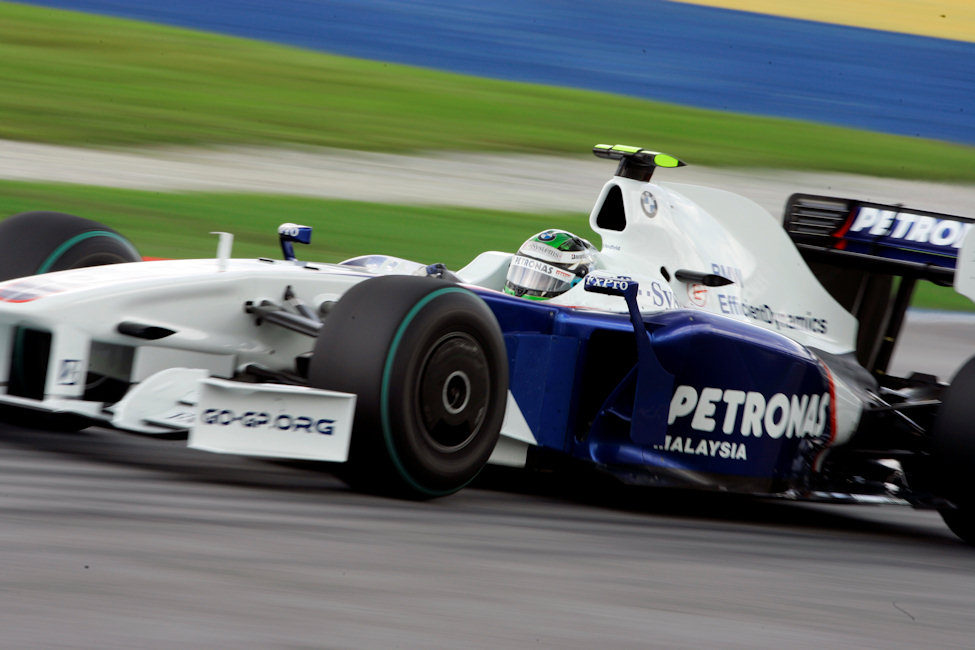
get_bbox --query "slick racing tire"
[0,212,141,432]
[0,211,141,280]
[932,356,975,545]
[308,275,508,498]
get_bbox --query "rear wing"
[784,194,974,377]
[784,194,974,284]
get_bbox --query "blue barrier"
[19,0,975,145]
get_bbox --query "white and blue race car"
[0,144,973,543]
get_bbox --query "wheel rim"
[441,370,472,415]
[417,332,491,452]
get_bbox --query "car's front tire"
[308,275,508,498]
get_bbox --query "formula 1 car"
[0,144,973,543]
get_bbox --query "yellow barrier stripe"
[668,0,975,43]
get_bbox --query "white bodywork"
[460,178,858,354]
[0,170,891,460]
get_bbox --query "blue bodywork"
[473,288,834,493]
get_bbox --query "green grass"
[3,2,975,180]
[0,179,969,311]
[0,179,589,264]
[913,281,975,312]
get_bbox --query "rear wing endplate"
[957,224,975,303]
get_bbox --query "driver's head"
[504,229,598,300]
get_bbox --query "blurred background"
[1,0,973,308]
[2,4,975,646]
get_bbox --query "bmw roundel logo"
[640,191,658,218]
[538,231,556,241]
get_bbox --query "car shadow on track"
[0,421,964,548]
[0,422,353,495]
[473,464,964,549]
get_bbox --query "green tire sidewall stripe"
[380,286,483,497]
[37,230,137,274]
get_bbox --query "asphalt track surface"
[0,314,973,648]
[19,0,975,144]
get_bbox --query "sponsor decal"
[521,241,590,264]
[585,273,632,293]
[278,224,303,238]
[200,408,336,435]
[710,263,743,285]
[717,294,829,335]
[640,191,658,217]
[510,255,574,282]
[277,223,312,243]
[845,207,972,250]
[667,385,831,439]
[635,280,678,310]
[687,283,707,307]
[57,359,82,386]
[656,436,748,460]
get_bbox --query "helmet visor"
[505,255,577,298]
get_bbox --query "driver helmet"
[504,229,598,300]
